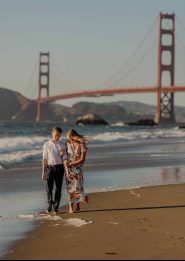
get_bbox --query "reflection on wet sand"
[160,167,185,184]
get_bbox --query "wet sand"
[3,183,185,260]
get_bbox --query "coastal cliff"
[1,87,185,124]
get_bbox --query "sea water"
[1,122,185,257]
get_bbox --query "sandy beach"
[3,183,185,260]
[1,126,185,260]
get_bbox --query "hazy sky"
[0,0,185,107]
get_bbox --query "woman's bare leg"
[69,203,74,213]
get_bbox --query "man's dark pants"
[46,164,64,210]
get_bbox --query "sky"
[0,0,185,107]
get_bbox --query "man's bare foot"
[76,203,80,212]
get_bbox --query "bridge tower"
[155,12,175,124]
[36,52,50,122]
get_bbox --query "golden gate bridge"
[34,12,185,124]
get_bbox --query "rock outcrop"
[76,113,108,125]
[126,119,157,126]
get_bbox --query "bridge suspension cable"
[23,55,39,100]
[50,55,82,91]
[176,15,185,50]
[174,15,185,84]
[176,15,185,34]
[176,33,185,49]
[50,68,74,92]
[104,38,157,89]
[93,15,158,90]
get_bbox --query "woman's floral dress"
[65,140,88,204]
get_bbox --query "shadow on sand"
[61,204,185,214]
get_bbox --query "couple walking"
[42,127,88,214]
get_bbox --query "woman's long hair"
[66,129,90,144]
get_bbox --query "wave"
[92,128,185,143]
[0,127,185,168]
[0,136,48,154]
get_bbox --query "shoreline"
[3,183,185,260]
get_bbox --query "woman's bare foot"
[84,196,88,203]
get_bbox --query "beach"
[3,183,185,260]
[1,124,185,259]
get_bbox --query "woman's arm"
[60,148,65,158]
[64,160,70,177]
[71,150,86,166]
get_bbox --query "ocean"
[1,122,185,257]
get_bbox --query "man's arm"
[42,159,47,180]
[42,143,48,180]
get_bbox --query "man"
[42,126,66,214]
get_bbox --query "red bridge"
[35,12,185,124]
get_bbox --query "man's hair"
[52,126,62,134]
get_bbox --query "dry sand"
[3,183,185,260]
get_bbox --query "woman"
[63,129,89,213]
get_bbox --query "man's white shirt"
[43,139,66,165]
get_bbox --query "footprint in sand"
[108,221,119,225]
[130,190,141,197]
[105,252,117,255]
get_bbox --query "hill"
[0,87,185,124]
